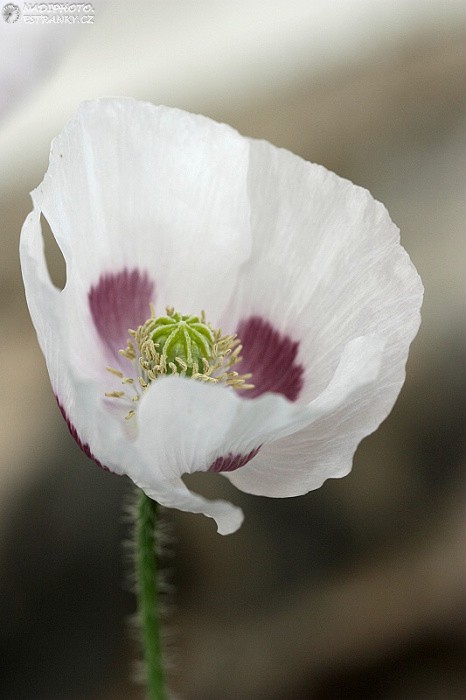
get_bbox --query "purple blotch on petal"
[208,447,261,473]
[235,316,304,401]
[56,398,111,473]
[89,268,154,359]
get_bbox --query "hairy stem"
[136,490,167,699]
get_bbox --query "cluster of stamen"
[105,305,253,419]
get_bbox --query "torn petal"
[134,478,244,535]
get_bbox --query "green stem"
[136,490,167,700]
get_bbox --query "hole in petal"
[89,269,155,360]
[182,471,243,505]
[41,213,66,290]
[235,316,304,401]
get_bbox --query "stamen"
[106,367,124,378]
[105,305,254,418]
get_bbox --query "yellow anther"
[106,367,123,378]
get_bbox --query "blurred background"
[0,1,464,698]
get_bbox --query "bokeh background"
[0,1,464,698]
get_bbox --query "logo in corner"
[2,3,21,22]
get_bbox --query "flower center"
[106,305,253,419]
[142,308,216,378]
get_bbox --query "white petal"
[129,376,316,531]
[20,202,141,475]
[39,98,251,321]
[225,334,406,497]
[132,376,312,477]
[220,138,422,498]
[128,334,382,529]
[20,203,68,400]
[30,99,253,384]
[223,138,422,404]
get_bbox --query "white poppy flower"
[20,98,423,535]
